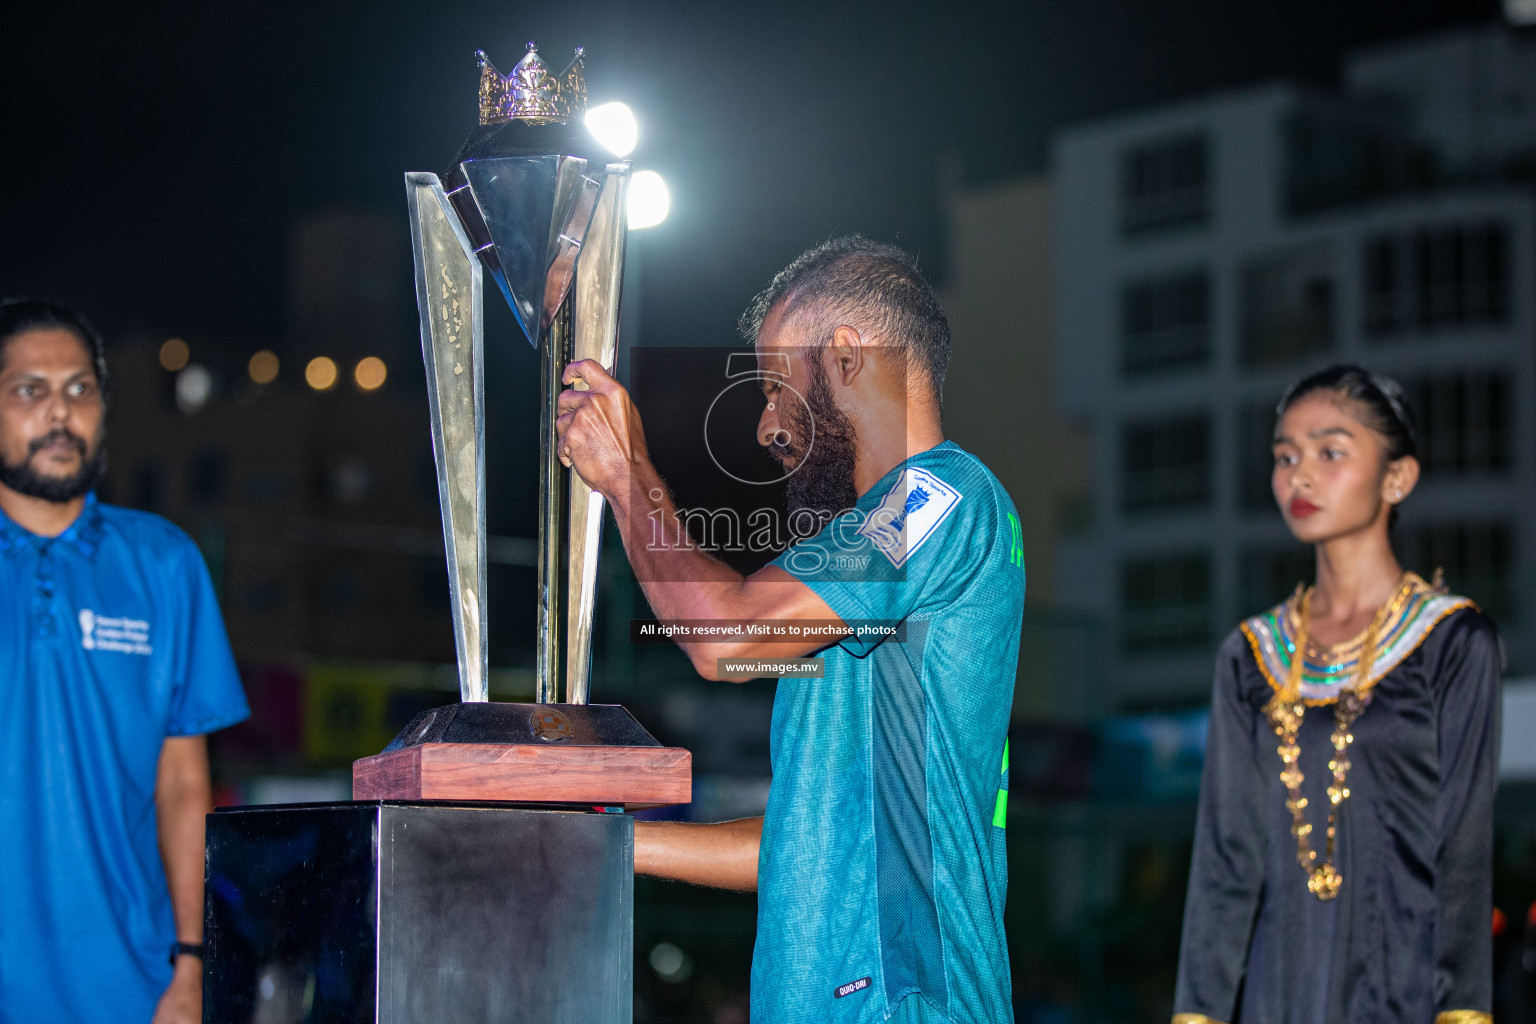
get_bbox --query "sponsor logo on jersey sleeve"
[856,467,963,569]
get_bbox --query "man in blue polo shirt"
[556,237,1022,1023]
[0,300,249,1023]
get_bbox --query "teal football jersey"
[755,441,1023,1024]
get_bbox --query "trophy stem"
[564,163,630,706]
[535,301,572,703]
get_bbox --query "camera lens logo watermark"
[703,352,814,486]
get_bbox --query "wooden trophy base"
[352,702,691,809]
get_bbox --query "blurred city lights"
[305,356,338,391]
[248,350,280,385]
[628,170,671,230]
[354,356,387,391]
[584,101,639,157]
[648,941,692,983]
[159,338,190,372]
[175,364,212,414]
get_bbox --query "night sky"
[1,1,1499,352]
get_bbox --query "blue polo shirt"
[0,494,249,1022]
[755,442,1024,1024]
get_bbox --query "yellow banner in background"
[302,661,534,766]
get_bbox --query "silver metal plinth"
[204,802,633,1023]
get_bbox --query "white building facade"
[1053,59,1536,708]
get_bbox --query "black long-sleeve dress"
[1172,574,1501,1024]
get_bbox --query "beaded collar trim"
[1240,572,1474,705]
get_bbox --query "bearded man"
[0,300,248,1023]
[556,237,1024,1024]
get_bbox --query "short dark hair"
[0,299,109,402]
[738,236,951,401]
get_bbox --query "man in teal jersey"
[556,237,1022,1023]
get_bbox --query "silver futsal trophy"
[352,42,690,805]
[203,47,682,1023]
[413,42,620,707]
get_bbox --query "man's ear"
[828,325,863,386]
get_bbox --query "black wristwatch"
[169,941,205,966]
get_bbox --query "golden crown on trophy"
[477,42,587,126]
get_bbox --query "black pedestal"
[204,802,632,1023]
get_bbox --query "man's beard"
[771,354,858,521]
[0,428,107,503]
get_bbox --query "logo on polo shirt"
[78,608,152,656]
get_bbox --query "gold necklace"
[1261,577,1402,900]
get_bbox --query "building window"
[1414,223,1510,329]
[1363,235,1401,335]
[1237,545,1313,619]
[1283,108,1429,218]
[1120,270,1211,374]
[1408,370,1512,478]
[1241,243,1335,366]
[1120,133,1210,236]
[1364,222,1510,336]
[1406,522,1513,624]
[1121,552,1212,654]
[1121,414,1211,514]
[1239,401,1280,514]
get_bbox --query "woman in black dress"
[1172,366,1500,1024]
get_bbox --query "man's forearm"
[155,737,213,945]
[557,359,845,672]
[634,817,762,892]
[554,363,747,625]
[608,461,748,622]
[151,737,212,1022]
